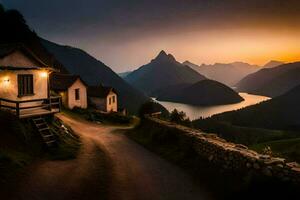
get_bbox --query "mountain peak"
[153,50,176,62]
[183,60,192,65]
[158,50,167,57]
[264,60,284,68]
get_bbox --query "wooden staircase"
[32,117,56,147]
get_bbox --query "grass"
[193,120,300,162]
[46,117,81,160]
[251,137,300,163]
[127,119,300,199]
[0,111,81,184]
[193,121,299,146]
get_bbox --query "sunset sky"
[2,0,300,72]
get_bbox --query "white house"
[88,85,118,112]
[50,73,88,109]
[0,44,61,118]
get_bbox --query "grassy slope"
[251,138,300,163]
[193,85,300,162]
[127,119,300,200]
[0,111,81,182]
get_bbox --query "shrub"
[138,101,169,119]
[170,109,192,127]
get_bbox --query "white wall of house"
[67,79,87,109]
[106,91,117,112]
[0,50,48,100]
[0,70,48,106]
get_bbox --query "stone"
[253,163,260,170]
[276,164,284,168]
[208,155,214,161]
[246,163,252,168]
[262,168,272,176]
[235,144,248,150]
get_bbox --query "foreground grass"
[193,120,300,162]
[0,111,81,184]
[127,119,300,200]
[251,137,300,163]
[47,117,81,160]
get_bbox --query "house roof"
[0,44,56,71]
[0,66,40,70]
[88,86,117,98]
[50,73,87,91]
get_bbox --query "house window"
[75,89,80,100]
[112,96,115,103]
[109,97,111,105]
[18,74,34,97]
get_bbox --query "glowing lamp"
[40,71,48,78]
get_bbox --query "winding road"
[9,113,212,200]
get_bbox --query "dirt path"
[8,114,212,200]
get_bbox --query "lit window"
[75,89,80,100]
[112,96,115,103]
[18,74,34,96]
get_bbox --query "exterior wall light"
[40,71,48,78]
[3,78,10,83]
[1,76,10,87]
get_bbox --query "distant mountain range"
[125,50,206,95]
[263,60,284,68]
[195,84,300,131]
[118,71,132,78]
[183,61,260,86]
[42,39,149,113]
[236,62,300,97]
[156,80,244,106]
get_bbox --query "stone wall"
[145,117,300,185]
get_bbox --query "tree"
[138,101,169,119]
[170,109,191,126]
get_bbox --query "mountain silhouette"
[198,84,300,131]
[125,51,206,95]
[263,60,284,68]
[236,62,300,97]
[156,80,244,106]
[183,61,260,86]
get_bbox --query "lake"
[153,93,270,120]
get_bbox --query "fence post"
[16,102,20,118]
[59,97,62,112]
[49,97,52,111]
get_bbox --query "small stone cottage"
[50,73,88,109]
[88,85,118,112]
[0,44,60,118]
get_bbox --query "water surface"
[154,93,270,120]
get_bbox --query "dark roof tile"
[50,73,87,91]
[88,86,117,98]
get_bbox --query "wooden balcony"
[0,96,61,118]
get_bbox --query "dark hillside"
[236,62,300,97]
[42,39,149,113]
[0,6,67,72]
[125,50,206,95]
[157,80,244,106]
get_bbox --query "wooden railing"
[0,96,61,118]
